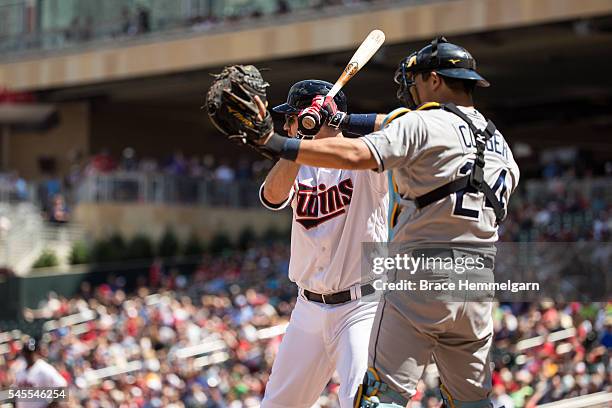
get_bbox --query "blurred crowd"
[2,245,295,408]
[500,176,611,242]
[0,150,609,261]
[491,302,611,407]
[0,243,610,407]
[0,149,609,406]
[60,0,385,46]
[186,0,381,33]
[2,148,273,222]
[1,149,610,248]
[75,149,272,184]
[0,172,28,203]
[0,172,70,225]
[61,150,612,236]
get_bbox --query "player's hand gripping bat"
[298,29,386,132]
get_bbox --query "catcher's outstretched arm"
[294,137,377,170]
[253,96,377,170]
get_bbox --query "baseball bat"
[300,29,386,130]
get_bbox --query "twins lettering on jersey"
[295,178,353,229]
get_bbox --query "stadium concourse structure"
[0,1,608,266]
[0,0,609,234]
[0,1,608,256]
[0,0,611,175]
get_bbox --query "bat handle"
[327,86,341,100]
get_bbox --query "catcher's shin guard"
[439,383,493,408]
[354,368,408,408]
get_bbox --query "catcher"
[206,36,520,408]
[207,69,389,408]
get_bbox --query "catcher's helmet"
[273,80,347,114]
[395,37,489,106]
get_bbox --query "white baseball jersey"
[362,106,520,244]
[259,164,386,408]
[14,358,68,408]
[260,165,388,294]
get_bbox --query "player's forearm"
[263,159,300,204]
[295,137,377,170]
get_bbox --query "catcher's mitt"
[205,65,276,159]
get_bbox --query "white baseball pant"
[262,293,377,408]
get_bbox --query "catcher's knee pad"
[439,383,493,408]
[353,368,408,408]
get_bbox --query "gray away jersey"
[362,106,520,244]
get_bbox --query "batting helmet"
[395,37,489,106]
[272,80,348,114]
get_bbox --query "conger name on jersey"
[295,178,354,229]
[456,124,510,161]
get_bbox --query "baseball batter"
[249,37,520,408]
[259,80,389,408]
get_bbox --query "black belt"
[303,284,375,305]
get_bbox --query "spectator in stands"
[149,258,164,289]
[14,146,609,241]
[190,14,215,32]
[601,317,612,349]
[120,6,136,35]
[89,149,117,174]
[236,157,253,181]
[137,6,151,33]
[202,154,216,180]
[2,241,609,407]
[542,160,562,179]
[120,147,138,172]
[81,16,94,41]
[139,156,159,173]
[491,384,514,408]
[214,160,235,183]
[49,194,69,224]
[276,0,290,14]
[35,170,63,218]
[186,156,204,178]
[11,172,28,201]
[166,151,188,176]
[64,17,81,42]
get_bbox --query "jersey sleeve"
[507,149,521,195]
[47,368,68,387]
[361,112,427,173]
[38,361,68,387]
[259,181,295,211]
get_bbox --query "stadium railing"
[73,172,612,209]
[538,392,612,408]
[524,177,612,206]
[0,203,44,272]
[74,172,261,207]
